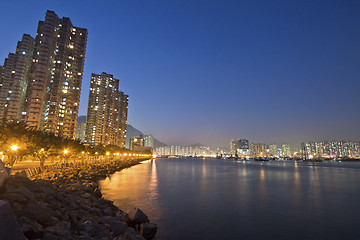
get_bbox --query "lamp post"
[63,149,69,164]
[10,145,18,166]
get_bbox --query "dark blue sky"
[1,0,359,148]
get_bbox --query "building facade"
[144,135,154,148]
[75,115,86,142]
[303,141,360,158]
[0,34,34,121]
[85,72,128,147]
[21,10,87,139]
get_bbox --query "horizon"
[1,1,359,149]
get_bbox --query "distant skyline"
[1,0,359,148]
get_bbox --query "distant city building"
[250,143,268,157]
[237,139,250,156]
[268,144,278,157]
[0,34,34,121]
[85,72,128,147]
[75,116,86,142]
[155,145,215,157]
[144,135,154,148]
[21,10,88,139]
[281,144,291,157]
[230,139,238,156]
[303,141,360,158]
[130,135,144,150]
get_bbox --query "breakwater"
[0,158,157,240]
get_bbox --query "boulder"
[82,220,94,232]
[6,185,35,200]
[111,221,128,236]
[0,161,9,188]
[23,202,57,227]
[104,206,112,216]
[128,208,149,225]
[18,216,44,239]
[140,223,157,240]
[0,200,26,240]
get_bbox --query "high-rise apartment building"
[75,115,86,142]
[250,143,268,157]
[0,34,34,121]
[144,135,154,148]
[281,144,291,157]
[85,72,128,147]
[230,139,238,156]
[117,91,128,147]
[22,10,87,139]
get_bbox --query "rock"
[115,211,130,223]
[82,192,92,199]
[23,202,57,227]
[128,208,149,225]
[94,188,102,197]
[42,232,59,240]
[140,223,157,240]
[0,161,9,189]
[0,192,28,204]
[44,223,61,235]
[18,216,44,239]
[114,227,145,240]
[104,206,112,216]
[111,221,128,236]
[0,200,26,240]
[6,185,35,200]
[83,220,94,232]
[97,215,116,224]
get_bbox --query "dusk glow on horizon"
[1,0,359,148]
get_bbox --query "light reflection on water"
[99,158,360,240]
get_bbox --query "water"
[99,158,360,239]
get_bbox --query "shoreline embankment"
[0,157,157,240]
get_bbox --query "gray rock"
[0,201,26,240]
[18,216,44,239]
[97,215,116,224]
[94,188,102,197]
[0,161,9,188]
[44,223,61,234]
[111,221,128,236]
[128,208,149,224]
[23,202,57,227]
[140,223,157,240]
[6,185,35,200]
[0,192,28,204]
[104,206,112,216]
[115,211,130,223]
[83,220,94,232]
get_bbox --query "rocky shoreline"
[0,158,157,240]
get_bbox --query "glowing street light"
[64,149,69,154]
[11,145,18,151]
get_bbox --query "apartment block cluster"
[230,139,292,158]
[0,11,128,147]
[302,141,360,158]
[155,145,217,157]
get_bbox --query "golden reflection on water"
[149,159,159,201]
[99,159,162,221]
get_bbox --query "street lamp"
[10,144,19,166]
[11,145,18,151]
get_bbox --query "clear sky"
[0,0,359,148]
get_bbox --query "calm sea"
[99,158,360,240]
